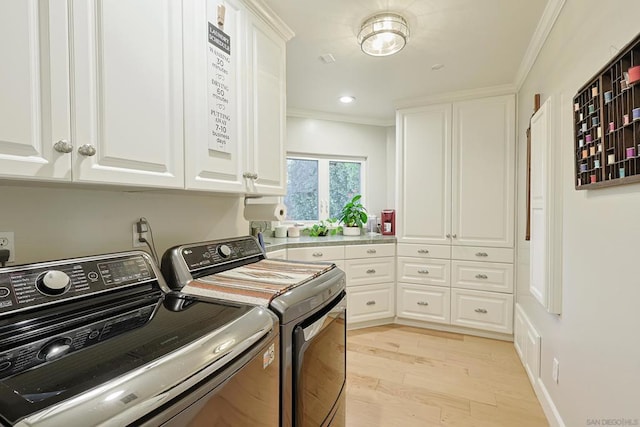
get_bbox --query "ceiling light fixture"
[358,12,409,57]
[339,96,356,104]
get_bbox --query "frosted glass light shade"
[358,13,409,57]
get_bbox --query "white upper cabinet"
[397,95,515,248]
[0,1,71,181]
[452,96,515,248]
[245,12,287,195]
[183,0,246,193]
[184,0,291,195]
[0,0,184,188]
[396,104,452,244]
[70,0,184,188]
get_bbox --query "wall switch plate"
[0,232,16,263]
[552,357,559,383]
[132,224,148,248]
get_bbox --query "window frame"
[284,153,367,224]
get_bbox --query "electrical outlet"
[132,224,148,248]
[552,358,559,384]
[0,232,16,263]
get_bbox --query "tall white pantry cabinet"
[396,95,516,336]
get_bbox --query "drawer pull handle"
[366,269,376,274]
[475,274,488,279]
[312,252,323,257]
[475,252,489,257]
[474,308,488,314]
[417,301,429,306]
[366,249,377,254]
[418,270,429,274]
[417,249,429,254]
[366,300,376,306]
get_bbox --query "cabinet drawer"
[347,283,395,323]
[451,261,513,293]
[396,283,450,324]
[397,257,450,287]
[287,246,345,262]
[451,289,513,334]
[345,258,395,286]
[451,246,514,263]
[345,243,395,259]
[397,243,450,259]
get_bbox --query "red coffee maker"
[381,209,395,235]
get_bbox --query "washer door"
[293,293,346,427]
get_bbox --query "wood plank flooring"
[345,325,548,427]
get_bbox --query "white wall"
[286,116,391,218]
[0,184,245,264]
[517,0,640,424]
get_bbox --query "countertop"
[263,233,396,252]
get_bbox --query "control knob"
[217,245,232,259]
[36,270,71,296]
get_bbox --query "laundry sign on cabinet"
[207,3,236,153]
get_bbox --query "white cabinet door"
[451,288,513,334]
[0,1,71,181]
[452,95,515,248]
[397,105,451,244]
[245,14,286,195]
[347,283,395,324]
[183,0,246,193]
[70,0,184,188]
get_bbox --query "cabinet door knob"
[417,301,429,306]
[475,274,488,279]
[77,144,96,157]
[417,269,429,274]
[446,234,451,238]
[53,139,73,153]
[475,252,489,257]
[366,249,377,254]
[252,173,259,180]
[452,234,457,239]
[366,300,376,306]
[474,308,488,314]
[243,172,252,179]
[366,269,376,274]
[417,249,429,254]
[312,252,323,257]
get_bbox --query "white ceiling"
[262,0,549,124]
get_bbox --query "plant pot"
[342,226,361,236]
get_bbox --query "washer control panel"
[181,237,263,271]
[0,253,156,315]
[0,302,156,379]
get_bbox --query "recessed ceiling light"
[339,96,356,104]
[431,64,445,70]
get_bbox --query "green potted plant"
[339,194,368,236]
[304,219,342,237]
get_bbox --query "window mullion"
[318,160,330,220]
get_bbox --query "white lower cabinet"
[396,283,450,324]
[347,283,395,324]
[451,289,513,334]
[345,257,395,286]
[397,243,514,336]
[287,246,345,262]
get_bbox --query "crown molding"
[514,0,566,91]
[287,108,394,127]
[242,0,295,41]
[395,83,516,110]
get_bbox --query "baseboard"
[394,318,514,341]
[534,378,566,427]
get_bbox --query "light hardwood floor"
[345,325,548,427]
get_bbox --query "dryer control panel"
[0,252,157,316]
[180,237,263,271]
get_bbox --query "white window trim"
[284,153,367,224]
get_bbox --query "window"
[284,155,365,222]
